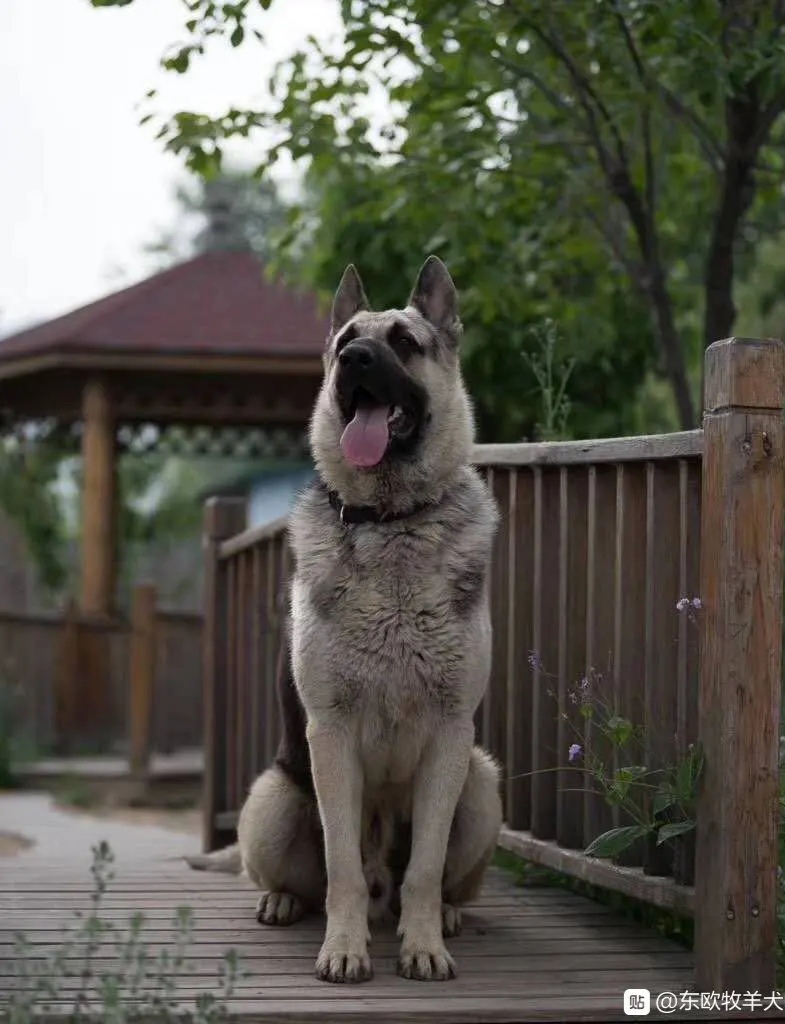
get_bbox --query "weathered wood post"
[202,496,246,854]
[695,337,785,991]
[129,583,157,781]
[80,377,117,615]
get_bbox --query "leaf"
[653,786,677,816]
[231,25,245,47]
[656,820,696,845]
[605,715,634,747]
[585,825,649,859]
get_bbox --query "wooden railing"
[2,593,203,761]
[201,337,785,991]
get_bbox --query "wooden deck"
[0,848,707,1022]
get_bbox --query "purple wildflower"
[677,596,703,613]
[691,597,702,610]
[568,743,583,763]
[528,650,543,671]
[676,597,690,612]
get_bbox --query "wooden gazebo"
[0,251,326,617]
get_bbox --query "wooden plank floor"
[0,852,704,1022]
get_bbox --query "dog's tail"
[184,842,242,874]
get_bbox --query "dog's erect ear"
[330,264,369,335]
[408,255,458,330]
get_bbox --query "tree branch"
[610,2,656,216]
[752,91,785,151]
[659,86,725,169]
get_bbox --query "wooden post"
[80,378,117,616]
[695,337,785,991]
[202,497,246,853]
[129,583,157,780]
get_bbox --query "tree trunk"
[615,175,697,429]
[703,130,758,351]
[647,267,696,429]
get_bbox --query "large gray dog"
[192,256,502,984]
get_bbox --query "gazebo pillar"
[80,378,117,615]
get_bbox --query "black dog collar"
[327,489,433,526]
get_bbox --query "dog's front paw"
[316,931,373,983]
[397,940,456,981]
[255,891,304,926]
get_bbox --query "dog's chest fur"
[289,470,497,784]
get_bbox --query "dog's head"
[309,256,475,510]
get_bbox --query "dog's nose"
[338,341,374,369]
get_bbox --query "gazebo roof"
[0,250,328,363]
[0,251,329,440]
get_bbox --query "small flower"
[568,743,583,763]
[568,690,578,704]
[528,650,543,671]
[691,597,702,610]
[676,597,690,612]
[579,676,590,690]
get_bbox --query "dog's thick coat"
[197,257,502,984]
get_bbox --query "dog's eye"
[387,326,421,360]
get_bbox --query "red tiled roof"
[0,251,329,362]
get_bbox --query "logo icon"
[624,989,651,1016]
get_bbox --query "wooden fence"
[201,337,785,991]
[1,595,203,760]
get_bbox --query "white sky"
[0,0,344,334]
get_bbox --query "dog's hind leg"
[441,746,502,935]
[238,765,325,926]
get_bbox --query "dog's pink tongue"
[340,406,390,468]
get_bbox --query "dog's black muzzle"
[335,338,429,450]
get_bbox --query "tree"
[145,168,290,268]
[91,0,785,431]
[277,157,663,441]
[0,434,69,592]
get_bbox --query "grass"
[54,774,100,810]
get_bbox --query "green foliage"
[8,841,242,1022]
[0,661,27,789]
[535,596,705,861]
[276,159,658,441]
[91,0,785,434]
[0,436,69,592]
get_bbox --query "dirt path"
[0,830,34,856]
[56,802,202,837]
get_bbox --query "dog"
[189,256,502,983]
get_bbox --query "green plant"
[7,841,242,1022]
[55,775,99,811]
[522,320,575,441]
[0,658,35,790]
[528,596,704,861]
